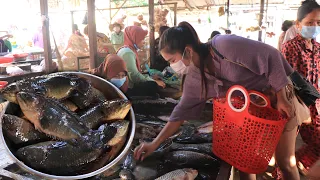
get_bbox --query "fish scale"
[155,168,198,180]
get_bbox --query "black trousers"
[126,81,158,97]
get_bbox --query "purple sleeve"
[213,35,293,92]
[169,72,209,121]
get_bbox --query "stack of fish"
[96,114,219,180]
[1,73,132,176]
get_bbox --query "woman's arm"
[121,51,154,83]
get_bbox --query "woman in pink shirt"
[134,22,300,180]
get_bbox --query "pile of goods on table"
[95,100,221,180]
[1,73,132,176]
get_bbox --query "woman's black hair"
[159,21,210,97]
[210,31,221,39]
[159,26,170,37]
[297,0,320,22]
[281,20,293,31]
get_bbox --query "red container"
[0,81,8,89]
[212,85,287,174]
[0,57,13,64]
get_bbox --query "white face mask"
[301,26,320,39]
[170,49,189,75]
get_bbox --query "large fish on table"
[16,124,116,175]
[174,125,212,144]
[164,151,219,168]
[2,114,48,145]
[16,92,88,140]
[155,168,198,180]
[1,74,85,104]
[79,99,131,129]
[170,143,216,158]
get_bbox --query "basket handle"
[248,91,271,108]
[227,85,249,113]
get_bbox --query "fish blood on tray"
[0,73,132,176]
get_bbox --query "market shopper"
[278,20,293,51]
[208,30,221,41]
[117,26,165,97]
[134,22,300,180]
[91,54,128,93]
[282,0,320,176]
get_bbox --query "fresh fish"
[61,100,78,112]
[79,99,131,129]
[132,161,160,180]
[195,169,219,180]
[155,168,198,180]
[16,92,88,140]
[122,150,136,170]
[174,125,212,144]
[119,169,134,180]
[91,87,107,102]
[68,77,96,109]
[107,121,130,161]
[87,121,130,172]
[171,143,215,157]
[164,151,219,168]
[16,125,116,175]
[135,123,163,140]
[197,121,213,134]
[2,114,48,145]
[1,74,83,104]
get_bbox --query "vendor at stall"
[117,26,165,97]
[61,24,89,71]
[84,25,115,65]
[110,22,124,51]
[91,54,128,93]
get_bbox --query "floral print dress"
[282,34,320,171]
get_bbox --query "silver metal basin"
[0,71,136,179]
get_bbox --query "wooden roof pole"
[87,0,98,69]
[40,0,53,73]
[258,0,265,41]
[149,0,155,68]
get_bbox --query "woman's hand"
[155,79,166,88]
[134,142,159,161]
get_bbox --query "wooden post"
[71,11,75,33]
[258,0,265,42]
[40,0,52,73]
[109,0,112,23]
[149,0,155,68]
[87,0,98,69]
[174,3,177,26]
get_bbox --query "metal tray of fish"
[0,72,136,179]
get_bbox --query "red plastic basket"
[212,85,287,174]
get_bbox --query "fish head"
[102,99,132,119]
[1,83,19,103]
[16,92,44,121]
[108,120,130,146]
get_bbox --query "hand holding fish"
[134,142,158,161]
